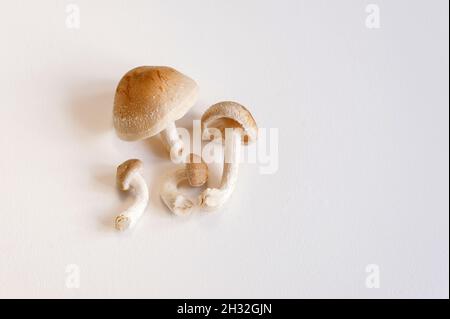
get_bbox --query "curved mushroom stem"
[160,121,184,162]
[160,168,195,216]
[199,129,241,210]
[115,173,149,231]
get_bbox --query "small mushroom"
[113,66,199,162]
[185,153,209,187]
[160,154,208,216]
[115,159,149,231]
[199,101,258,210]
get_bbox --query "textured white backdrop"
[0,0,448,298]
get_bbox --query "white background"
[0,0,448,298]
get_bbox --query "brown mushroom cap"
[185,153,208,187]
[116,159,143,191]
[113,66,199,141]
[201,101,258,145]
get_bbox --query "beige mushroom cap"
[116,159,143,191]
[185,153,208,187]
[113,66,199,141]
[201,101,258,145]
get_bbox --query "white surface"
[0,0,448,298]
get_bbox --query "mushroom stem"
[200,129,241,210]
[160,121,184,161]
[160,168,195,216]
[115,173,149,231]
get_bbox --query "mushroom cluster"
[111,66,257,231]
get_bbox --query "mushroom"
[113,66,199,162]
[185,153,209,187]
[199,101,258,210]
[115,159,149,231]
[160,154,208,216]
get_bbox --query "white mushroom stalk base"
[115,173,149,231]
[160,121,184,162]
[199,130,241,210]
[161,169,195,216]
